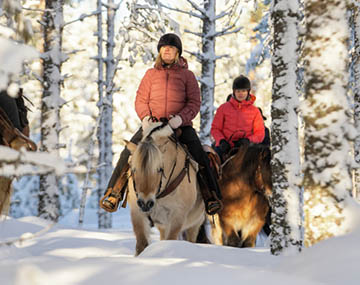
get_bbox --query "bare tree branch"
[159,2,203,19]
[63,10,101,27]
[185,0,206,16]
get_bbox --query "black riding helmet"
[232,75,251,100]
[157,33,182,56]
[232,75,251,90]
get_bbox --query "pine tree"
[270,0,303,255]
[303,0,355,246]
[38,0,65,222]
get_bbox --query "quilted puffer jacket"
[135,57,200,126]
[211,95,265,147]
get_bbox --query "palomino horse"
[211,144,272,247]
[125,122,205,256]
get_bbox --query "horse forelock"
[133,140,160,174]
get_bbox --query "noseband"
[130,146,191,200]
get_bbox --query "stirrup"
[100,188,122,213]
[206,199,223,215]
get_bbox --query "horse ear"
[124,140,137,154]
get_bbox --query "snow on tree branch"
[0,146,67,177]
[0,37,38,91]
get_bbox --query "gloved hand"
[141,116,151,130]
[169,115,182,129]
[219,139,231,154]
[233,138,250,147]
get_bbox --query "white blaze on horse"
[125,122,205,256]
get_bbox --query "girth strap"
[156,157,190,199]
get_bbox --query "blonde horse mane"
[132,122,173,177]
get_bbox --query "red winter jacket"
[135,57,200,126]
[211,95,265,147]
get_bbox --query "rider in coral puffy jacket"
[211,75,265,160]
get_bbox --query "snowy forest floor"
[0,208,359,285]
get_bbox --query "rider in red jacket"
[211,75,265,160]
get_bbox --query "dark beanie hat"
[232,75,251,90]
[157,33,182,56]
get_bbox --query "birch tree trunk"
[38,0,65,221]
[352,4,360,201]
[198,0,216,145]
[96,0,117,229]
[303,0,354,246]
[270,0,303,255]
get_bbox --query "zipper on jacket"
[165,71,169,117]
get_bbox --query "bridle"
[130,140,191,200]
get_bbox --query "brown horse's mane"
[222,144,271,188]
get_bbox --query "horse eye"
[158,167,163,173]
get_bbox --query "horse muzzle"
[137,198,155,212]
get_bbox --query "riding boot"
[197,166,223,215]
[100,163,129,212]
[100,128,143,212]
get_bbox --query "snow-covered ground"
[0,208,359,285]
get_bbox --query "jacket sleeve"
[211,104,226,146]
[248,108,265,143]
[135,69,152,120]
[177,70,201,125]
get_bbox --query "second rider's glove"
[219,139,231,154]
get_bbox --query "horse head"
[126,122,173,213]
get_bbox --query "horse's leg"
[227,231,242,247]
[209,214,223,245]
[158,225,166,240]
[222,220,242,247]
[0,177,12,215]
[130,209,151,256]
[186,223,202,243]
[165,216,184,240]
[242,235,257,248]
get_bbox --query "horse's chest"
[149,204,172,225]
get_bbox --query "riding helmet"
[157,33,182,56]
[232,75,251,90]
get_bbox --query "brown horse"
[126,122,205,256]
[211,144,272,247]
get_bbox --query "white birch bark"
[198,0,216,145]
[303,0,355,246]
[269,0,302,255]
[96,0,118,229]
[38,0,65,222]
[352,4,360,201]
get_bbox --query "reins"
[130,127,192,200]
